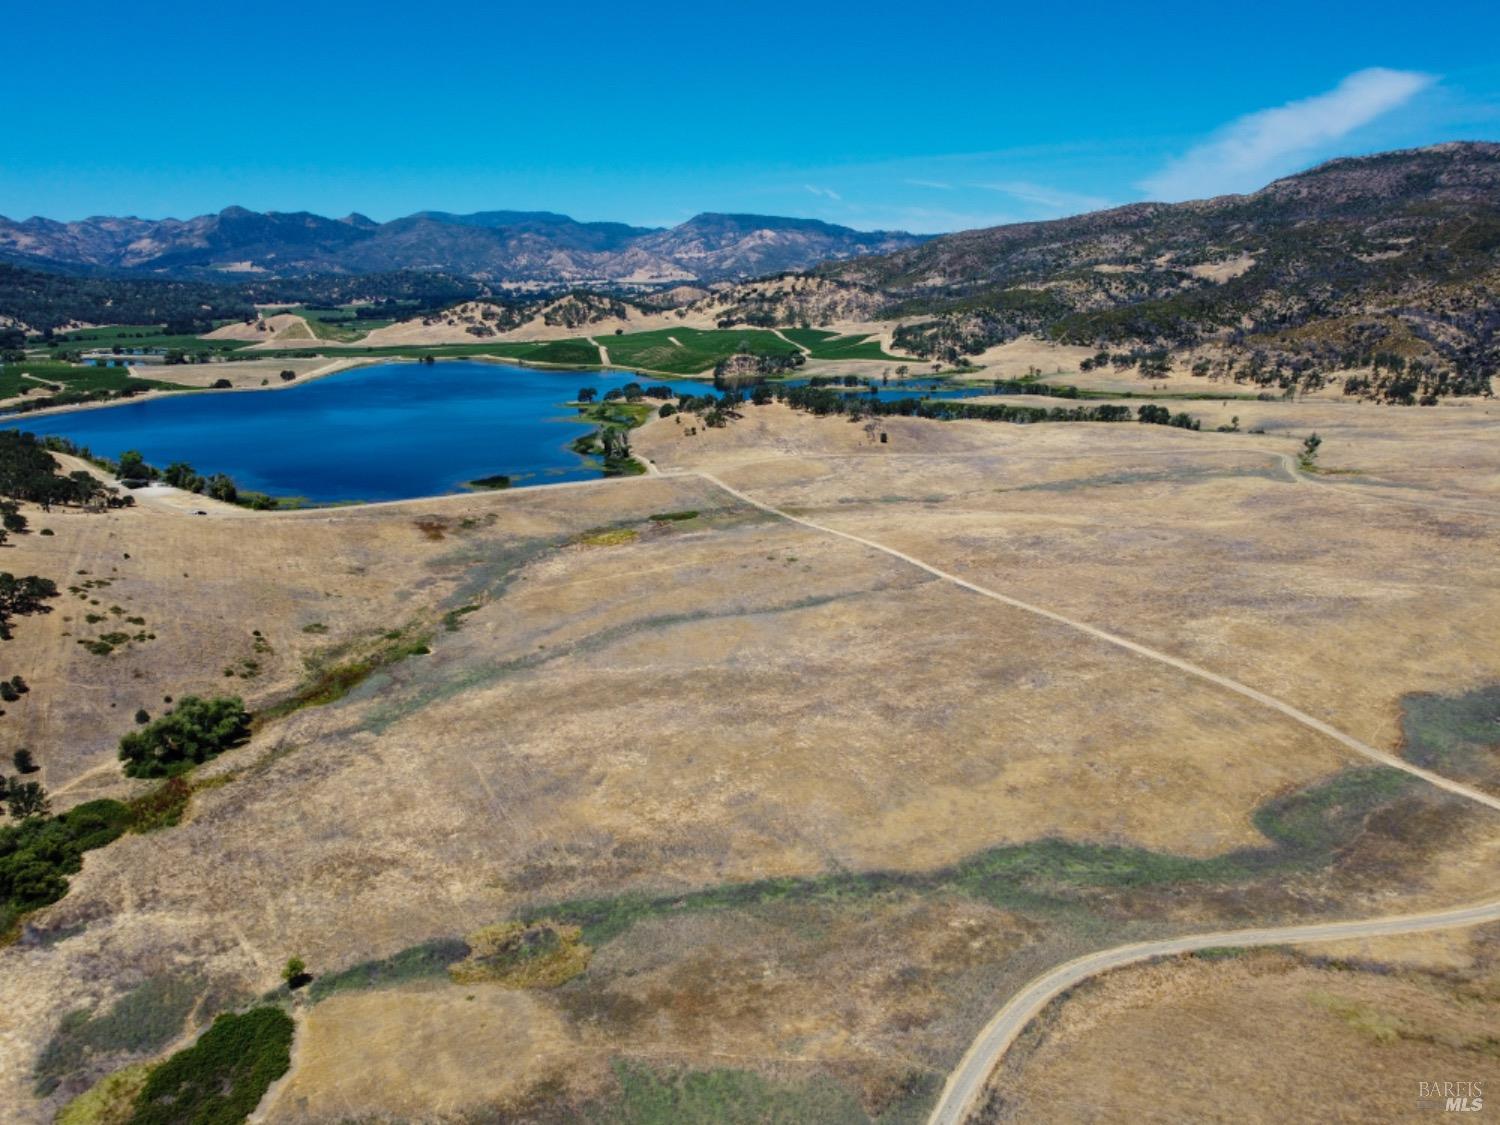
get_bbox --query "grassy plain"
[0,388,1497,1122]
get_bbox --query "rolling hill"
[799,141,1500,400]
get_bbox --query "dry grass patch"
[448,921,590,988]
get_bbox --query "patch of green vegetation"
[578,400,653,427]
[259,627,434,722]
[56,1062,155,1125]
[778,327,839,348]
[466,473,511,490]
[125,777,196,833]
[1308,991,1406,1043]
[1399,683,1500,782]
[587,1059,935,1125]
[128,1007,293,1125]
[528,338,605,367]
[34,975,202,1097]
[576,527,639,548]
[442,604,481,631]
[648,510,699,522]
[307,937,470,1002]
[790,329,904,361]
[607,327,800,375]
[533,767,1417,948]
[1191,946,1258,960]
[1,773,232,938]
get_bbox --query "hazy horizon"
[7,0,1500,233]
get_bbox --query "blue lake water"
[4,362,711,503]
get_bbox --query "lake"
[4,362,711,503]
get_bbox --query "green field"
[606,327,800,374]
[41,325,253,355]
[783,327,903,361]
[211,324,886,376]
[1,360,191,400]
[527,338,605,366]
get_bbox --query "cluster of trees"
[760,383,1203,430]
[579,384,675,404]
[0,263,256,333]
[1079,349,1174,376]
[0,573,58,640]
[112,449,271,508]
[1136,404,1202,429]
[1,262,484,334]
[7,435,137,510]
[0,797,133,931]
[542,291,635,329]
[156,460,241,504]
[118,695,251,778]
[1340,356,1491,404]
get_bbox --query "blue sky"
[5,0,1499,232]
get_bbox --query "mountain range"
[0,208,927,284]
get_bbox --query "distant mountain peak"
[0,204,927,283]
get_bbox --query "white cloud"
[905,178,953,190]
[977,180,1112,216]
[1140,68,1435,201]
[804,183,842,201]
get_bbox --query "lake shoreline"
[4,361,707,504]
[0,352,719,424]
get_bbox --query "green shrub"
[129,1007,293,1125]
[117,696,250,778]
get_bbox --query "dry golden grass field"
[2,387,1498,1123]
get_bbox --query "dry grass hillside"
[1,389,1497,1123]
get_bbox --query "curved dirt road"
[927,896,1500,1125]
